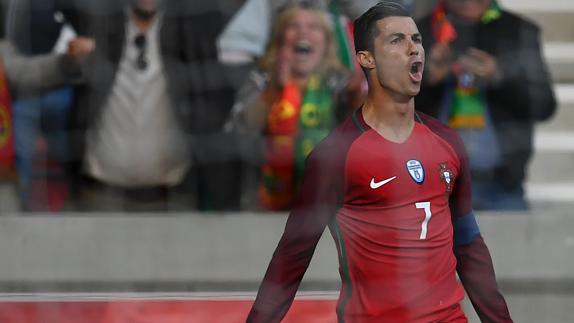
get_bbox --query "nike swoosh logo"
[370,176,397,189]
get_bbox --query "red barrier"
[0,299,337,323]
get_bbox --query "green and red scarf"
[260,76,334,210]
[431,0,502,129]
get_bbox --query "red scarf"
[431,1,457,44]
[260,76,334,210]
[0,60,15,180]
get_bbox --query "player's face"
[445,0,492,22]
[367,17,425,98]
[282,9,327,78]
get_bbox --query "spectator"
[0,38,91,210]
[225,1,358,211]
[416,0,556,210]
[0,0,90,211]
[67,0,235,211]
[218,0,378,66]
[217,0,380,92]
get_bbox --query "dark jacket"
[416,10,556,187]
[66,0,234,174]
[6,0,64,55]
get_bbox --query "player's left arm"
[448,130,513,323]
[453,222,513,323]
[246,142,344,323]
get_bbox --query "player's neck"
[362,91,415,144]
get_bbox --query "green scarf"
[329,0,354,71]
[295,76,334,180]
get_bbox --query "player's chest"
[344,131,459,206]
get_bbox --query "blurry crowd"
[0,0,555,213]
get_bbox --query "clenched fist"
[66,37,96,62]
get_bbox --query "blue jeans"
[12,87,72,207]
[471,179,528,211]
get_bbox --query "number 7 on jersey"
[415,202,432,240]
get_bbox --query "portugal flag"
[0,60,15,180]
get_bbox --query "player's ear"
[357,50,375,70]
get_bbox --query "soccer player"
[246,2,513,322]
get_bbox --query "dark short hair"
[353,1,410,53]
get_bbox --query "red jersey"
[247,109,512,323]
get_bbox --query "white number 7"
[415,202,432,240]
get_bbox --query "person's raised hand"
[66,37,96,63]
[275,45,293,87]
[458,48,498,82]
[426,43,452,85]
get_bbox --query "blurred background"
[0,0,571,322]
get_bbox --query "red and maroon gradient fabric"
[248,109,511,322]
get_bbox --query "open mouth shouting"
[289,39,323,76]
[293,40,313,57]
[409,61,423,83]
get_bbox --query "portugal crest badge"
[439,163,453,193]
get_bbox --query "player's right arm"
[246,143,344,323]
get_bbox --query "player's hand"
[66,37,96,63]
[426,43,452,85]
[458,48,498,82]
[275,45,293,87]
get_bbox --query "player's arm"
[454,227,512,323]
[246,146,342,323]
[447,127,513,323]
